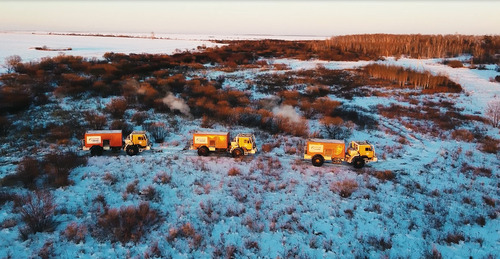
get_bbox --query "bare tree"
[4,55,22,73]
[486,99,500,128]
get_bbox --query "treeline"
[364,64,462,93]
[309,34,500,62]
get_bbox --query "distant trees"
[310,34,500,62]
[364,64,462,93]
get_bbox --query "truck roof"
[86,130,122,134]
[351,140,372,145]
[194,131,229,135]
[308,138,345,144]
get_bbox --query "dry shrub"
[451,129,474,142]
[14,191,56,237]
[330,179,359,198]
[444,232,465,244]
[84,111,107,130]
[96,202,159,243]
[103,172,117,185]
[63,222,87,243]
[126,179,140,194]
[131,111,148,126]
[15,157,40,187]
[154,171,171,184]
[445,60,464,68]
[180,222,196,238]
[140,185,158,201]
[37,241,54,259]
[43,151,86,187]
[260,143,273,153]
[479,136,500,154]
[483,196,496,207]
[144,122,168,143]
[106,97,128,118]
[144,241,162,259]
[366,236,392,251]
[373,170,395,182]
[228,167,241,176]
[49,125,72,144]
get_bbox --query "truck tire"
[126,145,139,156]
[90,146,103,156]
[232,148,243,158]
[197,146,209,156]
[352,157,365,169]
[312,154,324,167]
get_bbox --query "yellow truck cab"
[124,131,151,156]
[230,133,257,157]
[345,141,378,168]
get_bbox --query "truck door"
[238,137,252,151]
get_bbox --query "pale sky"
[0,1,499,36]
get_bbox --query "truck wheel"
[232,148,243,158]
[197,146,209,156]
[90,146,103,156]
[312,155,324,167]
[126,145,139,156]
[352,157,365,169]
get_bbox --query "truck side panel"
[306,141,345,159]
[192,132,230,150]
[84,132,122,149]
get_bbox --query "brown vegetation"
[364,64,462,93]
[95,202,159,243]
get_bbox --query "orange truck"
[304,139,377,168]
[82,130,123,156]
[82,130,151,156]
[191,131,257,157]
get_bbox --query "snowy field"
[0,32,499,258]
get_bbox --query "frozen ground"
[0,33,499,258]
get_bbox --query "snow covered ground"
[0,33,499,258]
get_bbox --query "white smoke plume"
[272,105,302,122]
[162,92,191,117]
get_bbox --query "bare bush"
[14,191,56,237]
[153,171,171,184]
[320,116,353,139]
[444,60,463,68]
[43,151,86,187]
[140,185,158,201]
[84,111,107,129]
[373,170,395,182]
[106,98,128,118]
[131,111,148,126]
[37,240,55,259]
[486,99,500,127]
[15,157,40,187]
[63,222,87,243]
[144,122,168,143]
[451,129,474,142]
[95,202,159,243]
[444,232,465,244]
[479,136,500,154]
[228,167,241,176]
[330,179,359,198]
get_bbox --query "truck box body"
[192,131,230,151]
[83,130,122,150]
[304,139,345,162]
